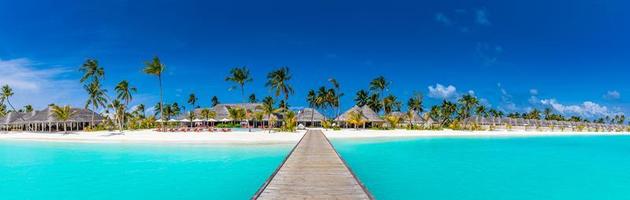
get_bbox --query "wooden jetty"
[253,130,373,200]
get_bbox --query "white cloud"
[540,99,618,117]
[428,84,457,99]
[434,13,452,26]
[529,89,538,95]
[0,58,82,109]
[603,90,620,100]
[497,83,517,111]
[475,9,491,26]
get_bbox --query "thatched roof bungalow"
[335,105,384,128]
[0,106,103,132]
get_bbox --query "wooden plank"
[253,130,372,200]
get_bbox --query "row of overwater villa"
[1,103,627,132]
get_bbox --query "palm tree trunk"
[311,108,314,128]
[158,75,165,132]
[91,104,96,129]
[242,86,251,132]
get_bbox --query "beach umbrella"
[221,118,230,122]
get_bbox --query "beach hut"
[0,107,103,132]
[296,108,326,127]
[335,105,384,128]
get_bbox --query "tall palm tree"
[1,85,22,120]
[367,93,382,113]
[85,80,108,129]
[51,105,76,134]
[110,100,125,132]
[475,105,487,117]
[79,59,105,83]
[134,104,146,119]
[328,78,343,119]
[226,67,253,131]
[188,93,198,109]
[407,93,423,127]
[211,96,220,107]
[115,80,137,130]
[143,56,166,131]
[265,67,294,110]
[369,76,389,115]
[200,108,216,127]
[354,89,369,107]
[260,96,275,133]
[457,94,479,127]
[316,87,330,118]
[307,89,317,127]
[0,104,7,118]
[439,100,457,127]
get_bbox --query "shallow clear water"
[332,136,630,200]
[0,141,291,200]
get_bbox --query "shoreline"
[1,129,629,144]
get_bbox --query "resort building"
[463,116,628,132]
[335,105,385,128]
[0,106,103,132]
[175,103,282,128]
[296,108,326,127]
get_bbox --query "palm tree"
[354,89,369,107]
[24,105,33,113]
[458,94,479,120]
[385,114,401,129]
[543,108,553,120]
[328,78,343,119]
[85,80,108,129]
[188,93,198,109]
[265,67,294,110]
[79,59,105,83]
[115,80,137,130]
[260,96,275,133]
[475,105,487,117]
[367,93,382,114]
[226,66,253,131]
[282,111,298,132]
[51,105,76,134]
[346,111,365,129]
[110,100,125,132]
[307,89,317,127]
[227,107,246,124]
[1,85,22,119]
[0,104,7,118]
[143,56,166,131]
[249,94,257,103]
[316,87,330,118]
[369,76,389,115]
[200,108,216,127]
[383,94,401,114]
[135,104,146,119]
[211,96,220,107]
[439,100,457,127]
[407,93,423,127]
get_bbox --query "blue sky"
[1,0,629,118]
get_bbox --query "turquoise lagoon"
[2,135,630,200]
[0,141,291,200]
[333,135,630,200]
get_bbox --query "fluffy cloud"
[540,99,617,117]
[529,89,538,95]
[434,13,452,26]
[428,84,457,99]
[603,90,620,100]
[475,9,491,26]
[0,58,82,109]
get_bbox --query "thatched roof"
[1,107,103,124]
[296,108,326,122]
[335,105,384,122]
[389,111,424,124]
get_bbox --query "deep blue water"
[332,136,630,200]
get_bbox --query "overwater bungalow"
[0,106,102,132]
[335,105,384,128]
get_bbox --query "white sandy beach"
[1,129,629,144]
